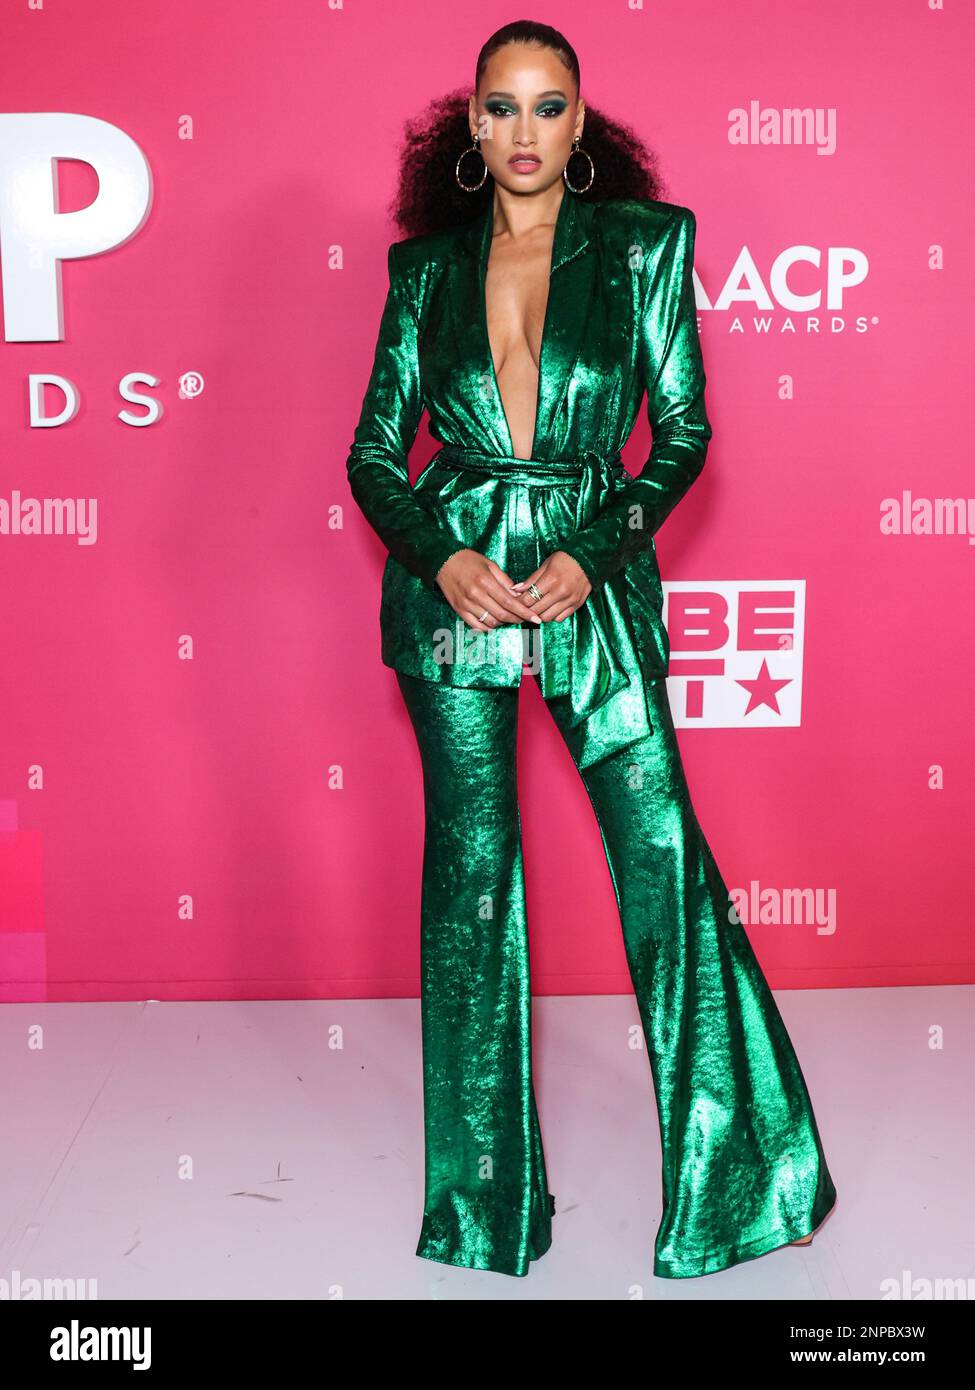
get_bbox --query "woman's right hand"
[435,550,543,632]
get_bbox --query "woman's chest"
[416,247,643,435]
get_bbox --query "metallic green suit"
[346,188,837,1277]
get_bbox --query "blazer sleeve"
[558,207,712,592]
[346,241,469,592]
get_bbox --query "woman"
[346,19,837,1279]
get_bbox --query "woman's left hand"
[510,551,592,622]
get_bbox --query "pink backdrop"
[1,1,972,1002]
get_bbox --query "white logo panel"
[664,579,806,728]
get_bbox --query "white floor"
[1,986,971,1301]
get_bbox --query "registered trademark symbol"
[178,371,205,399]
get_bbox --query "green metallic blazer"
[346,190,712,767]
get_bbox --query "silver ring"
[478,610,490,622]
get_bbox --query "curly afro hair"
[388,19,666,239]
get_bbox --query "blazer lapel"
[449,189,597,457]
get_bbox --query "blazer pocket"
[620,544,670,680]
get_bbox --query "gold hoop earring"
[563,135,595,194]
[456,134,487,192]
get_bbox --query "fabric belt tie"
[431,444,655,769]
[435,443,625,484]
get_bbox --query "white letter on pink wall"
[0,112,152,342]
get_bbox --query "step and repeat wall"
[1,1,970,1000]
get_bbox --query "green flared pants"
[392,464,835,1280]
[396,657,837,1280]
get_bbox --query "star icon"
[736,658,792,716]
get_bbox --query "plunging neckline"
[478,189,568,462]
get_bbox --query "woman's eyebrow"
[483,89,569,100]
